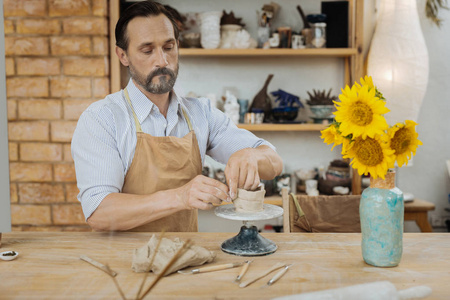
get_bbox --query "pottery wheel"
[215,204,284,257]
[214,204,283,221]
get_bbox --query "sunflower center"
[355,137,384,166]
[391,128,411,154]
[350,101,373,126]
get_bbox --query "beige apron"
[122,88,201,232]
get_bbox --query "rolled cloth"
[132,234,216,275]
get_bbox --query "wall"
[4,0,109,231]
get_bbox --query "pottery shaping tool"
[265,264,293,287]
[239,262,285,288]
[234,260,253,282]
[177,262,244,275]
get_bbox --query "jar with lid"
[312,22,326,48]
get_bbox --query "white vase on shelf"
[200,11,222,49]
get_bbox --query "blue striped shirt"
[71,79,274,220]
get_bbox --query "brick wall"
[4,0,110,231]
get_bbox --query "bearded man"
[71,1,283,231]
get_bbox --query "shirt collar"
[125,79,183,124]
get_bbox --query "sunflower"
[343,134,395,179]
[387,120,423,167]
[333,85,390,139]
[320,124,351,154]
[355,75,385,100]
[355,75,375,90]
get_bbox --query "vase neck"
[370,172,395,189]
[261,74,274,91]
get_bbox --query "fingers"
[240,169,260,191]
[223,161,239,200]
[250,172,261,191]
[181,175,230,210]
[227,159,260,193]
[190,200,214,211]
[202,176,229,201]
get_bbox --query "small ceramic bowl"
[309,105,334,118]
[181,32,201,48]
[1,250,19,261]
[272,107,299,122]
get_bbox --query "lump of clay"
[132,234,216,275]
[233,186,266,213]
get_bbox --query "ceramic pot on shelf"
[360,171,404,267]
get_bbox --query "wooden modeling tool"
[239,262,285,288]
[234,260,253,282]
[265,264,293,287]
[177,262,244,275]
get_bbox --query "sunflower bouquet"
[320,76,422,179]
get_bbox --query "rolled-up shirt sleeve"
[202,98,275,164]
[71,108,127,220]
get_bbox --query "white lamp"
[367,0,429,125]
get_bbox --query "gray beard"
[129,63,178,94]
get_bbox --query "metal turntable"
[215,204,283,256]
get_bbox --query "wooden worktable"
[1,232,449,299]
[403,199,436,232]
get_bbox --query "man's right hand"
[175,175,231,210]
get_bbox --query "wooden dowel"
[136,231,166,300]
[105,264,126,300]
[138,239,193,300]
[80,255,117,277]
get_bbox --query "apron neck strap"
[124,88,194,133]
[181,107,193,131]
[124,88,143,133]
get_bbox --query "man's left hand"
[225,148,261,200]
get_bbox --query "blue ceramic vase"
[360,172,404,267]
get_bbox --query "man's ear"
[115,46,130,67]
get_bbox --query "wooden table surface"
[1,232,449,299]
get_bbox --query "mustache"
[147,67,176,81]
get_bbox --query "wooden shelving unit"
[109,0,364,94]
[108,0,364,194]
[179,48,357,57]
[237,123,327,131]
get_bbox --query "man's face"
[120,14,179,94]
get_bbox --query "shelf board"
[179,48,357,57]
[237,123,327,131]
[264,195,283,206]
